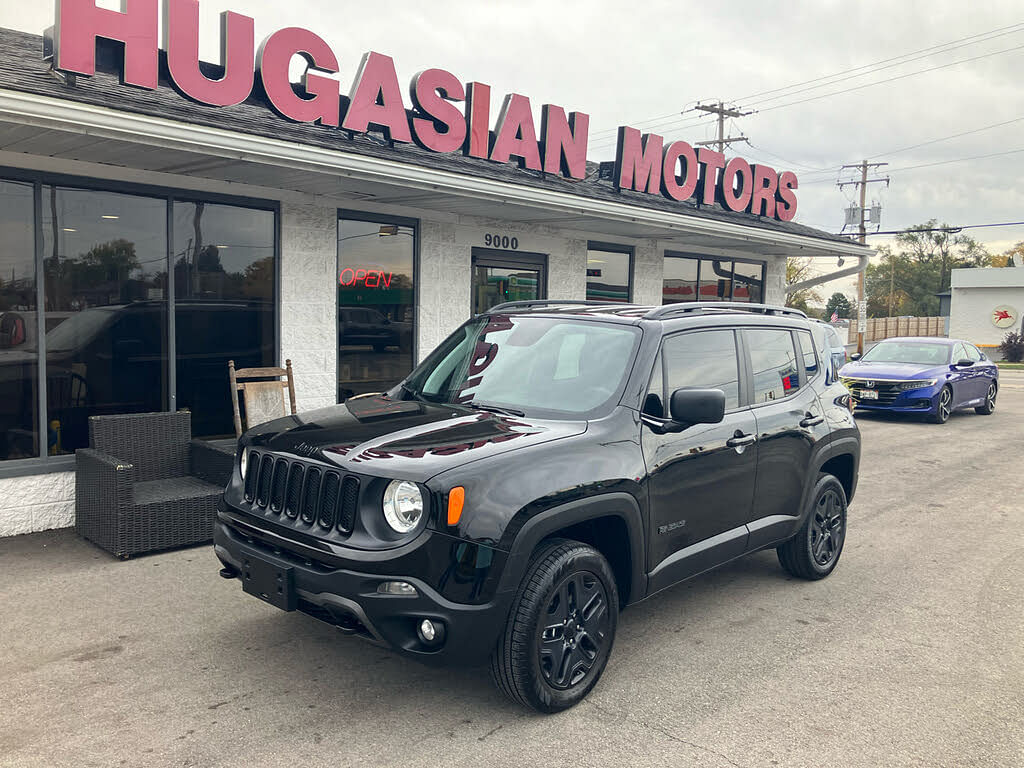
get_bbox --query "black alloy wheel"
[538,570,612,690]
[778,473,848,580]
[976,382,997,415]
[931,386,953,424]
[491,539,619,713]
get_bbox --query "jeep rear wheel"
[777,473,847,580]
[490,539,618,713]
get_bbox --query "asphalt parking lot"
[2,374,1023,768]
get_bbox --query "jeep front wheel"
[490,539,618,713]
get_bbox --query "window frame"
[586,240,634,303]
[0,166,280,478]
[662,251,766,305]
[654,328,747,415]
[739,326,809,408]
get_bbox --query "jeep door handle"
[726,433,756,448]
[799,414,824,427]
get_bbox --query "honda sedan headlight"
[383,480,424,533]
[900,379,938,391]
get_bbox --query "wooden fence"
[864,316,945,343]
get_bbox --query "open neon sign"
[339,268,394,288]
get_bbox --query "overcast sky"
[2,0,1022,301]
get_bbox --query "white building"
[949,267,1024,357]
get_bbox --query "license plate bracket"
[241,554,296,611]
[860,389,878,400]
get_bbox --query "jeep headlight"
[239,446,250,478]
[383,480,424,533]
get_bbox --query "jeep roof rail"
[485,299,622,313]
[644,302,808,320]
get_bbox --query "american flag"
[830,311,839,323]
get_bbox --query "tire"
[975,381,997,415]
[490,539,619,713]
[929,386,953,424]
[777,473,847,580]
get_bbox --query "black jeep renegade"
[214,301,860,712]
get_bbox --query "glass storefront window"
[0,181,39,460]
[663,254,765,305]
[338,217,415,401]
[173,202,276,438]
[42,187,168,454]
[586,244,632,303]
[662,255,698,303]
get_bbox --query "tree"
[864,221,991,317]
[993,241,1024,268]
[785,257,822,313]
[825,292,852,319]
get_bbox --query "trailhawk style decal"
[45,0,799,221]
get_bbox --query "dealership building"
[0,4,868,537]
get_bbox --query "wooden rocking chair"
[228,359,297,438]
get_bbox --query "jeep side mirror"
[850,352,862,361]
[953,358,974,368]
[669,388,726,427]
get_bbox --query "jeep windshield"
[396,315,640,419]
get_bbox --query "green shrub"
[999,330,1024,363]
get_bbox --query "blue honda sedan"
[839,337,998,424]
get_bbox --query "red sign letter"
[465,82,491,159]
[410,69,466,154]
[343,51,413,143]
[696,148,726,206]
[615,127,663,194]
[776,171,799,222]
[257,28,339,125]
[661,141,699,202]
[489,94,542,171]
[720,157,753,212]
[540,106,589,180]
[749,165,778,217]
[54,0,158,89]
[165,0,254,107]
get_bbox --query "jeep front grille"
[245,451,360,536]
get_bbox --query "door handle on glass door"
[726,432,756,448]
[799,413,824,427]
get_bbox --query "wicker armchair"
[75,411,231,559]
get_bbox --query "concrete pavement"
[1,384,1022,767]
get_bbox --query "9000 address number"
[484,234,519,250]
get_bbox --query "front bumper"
[850,384,942,413]
[213,514,513,667]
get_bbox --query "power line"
[802,147,1024,183]
[756,43,1024,113]
[744,25,1024,108]
[586,22,1024,143]
[867,116,1024,159]
[734,22,1024,102]
[835,220,1024,236]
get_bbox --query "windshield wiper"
[398,382,428,403]
[464,401,525,417]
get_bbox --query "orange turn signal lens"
[447,486,465,526]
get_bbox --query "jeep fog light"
[239,446,250,478]
[417,618,445,646]
[377,580,418,596]
[383,480,423,533]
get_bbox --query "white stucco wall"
[949,267,1024,352]
[0,472,75,537]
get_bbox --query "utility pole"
[839,161,889,354]
[693,101,754,153]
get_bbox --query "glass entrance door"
[471,249,547,314]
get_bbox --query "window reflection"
[732,260,764,303]
[338,218,415,401]
[663,254,765,304]
[662,256,698,303]
[42,187,168,454]
[699,259,733,301]
[173,202,275,438]
[0,181,39,459]
[586,245,631,302]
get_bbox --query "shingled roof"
[0,27,856,247]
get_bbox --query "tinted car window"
[796,330,819,378]
[661,330,740,410]
[748,328,801,403]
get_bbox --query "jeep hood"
[244,394,586,483]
